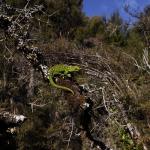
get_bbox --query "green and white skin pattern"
[48,64,80,95]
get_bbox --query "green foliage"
[74,26,88,44]
[87,16,105,37]
[119,128,134,149]
[127,29,144,56]
[110,11,123,26]
[45,0,84,38]
[104,11,128,47]
[118,127,145,150]
[105,28,127,47]
[137,5,150,47]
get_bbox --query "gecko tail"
[58,85,74,95]
[49,76,74,95]
[68,89,74,95]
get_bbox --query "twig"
[66,118,74,150]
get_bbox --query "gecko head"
[68,65,81,72]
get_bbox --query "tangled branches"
[0,1,149,150]
[0,2,112,149]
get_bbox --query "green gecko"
[48,64,80,95]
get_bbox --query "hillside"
[0,1,150,150]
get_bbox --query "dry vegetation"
[0,0,150,150]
